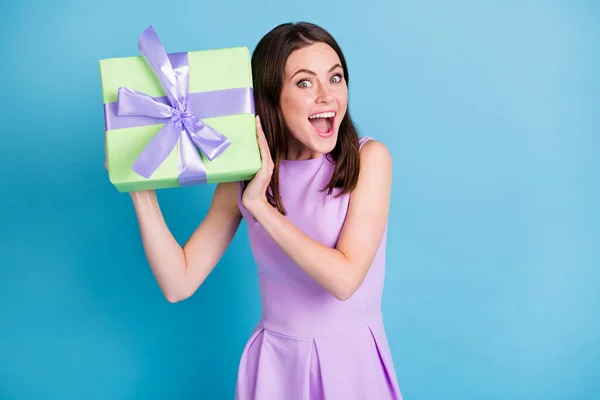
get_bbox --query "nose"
[316,81,334,103]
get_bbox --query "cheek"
[335,89,348,114]
[281,94,309,125]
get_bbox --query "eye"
[331,74,344,83]
[297,79,312,88]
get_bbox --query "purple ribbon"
[106,25,254,186]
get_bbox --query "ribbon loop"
[117,87,174,119]
[136,26,186,110]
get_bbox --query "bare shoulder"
[359,139,392,174]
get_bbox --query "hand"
[242,115,274,214]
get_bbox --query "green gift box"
[99,26,261,192]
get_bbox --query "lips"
[308,111,336,137]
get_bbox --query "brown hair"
[246,22,361,215]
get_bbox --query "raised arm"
[130,182,242,302]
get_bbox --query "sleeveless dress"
[235,137,403,400]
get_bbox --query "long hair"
[246,22,361,215]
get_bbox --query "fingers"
[255,116,267,157]
[255,115,273,174]
[255,115,266,145]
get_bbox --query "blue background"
[1,0,598,399]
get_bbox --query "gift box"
[99,26,261,192]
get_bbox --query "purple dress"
[235,137,402,400]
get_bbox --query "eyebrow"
[290,64,343,80]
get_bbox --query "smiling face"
[279,42,348,160]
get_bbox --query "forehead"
[284,42,341,76]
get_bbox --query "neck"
[285,136,324,161]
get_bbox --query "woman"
[128,22,402,399]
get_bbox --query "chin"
[319,135,338,153]
[289,123,339,157]
[310,129,338,153]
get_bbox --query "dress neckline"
[280,153,327,166]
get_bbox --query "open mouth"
[308,111,336,136]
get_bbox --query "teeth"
[309,112,336,119]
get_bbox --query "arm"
[131,182,242,303]
[244,137,392,301]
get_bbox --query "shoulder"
[359,139,392,174]
[347,138,393,211]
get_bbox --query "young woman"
[128,22,403,399]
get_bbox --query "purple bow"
[116,25,232,186]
